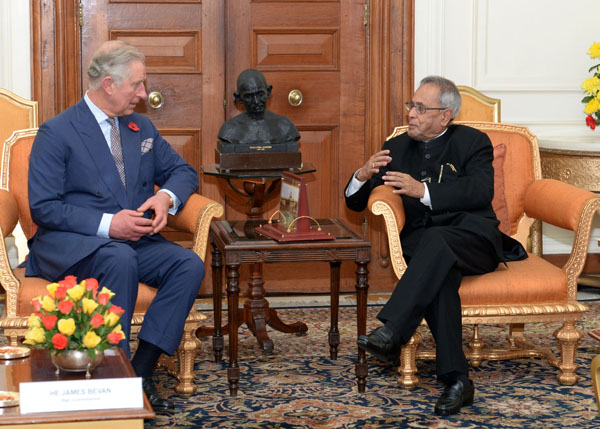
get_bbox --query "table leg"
[243,263,308,353]
[227,264,240,397]
[328,261,341,359]
[355,260,369,393]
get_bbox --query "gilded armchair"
[455,86,501,123]
[368,122,599,387]
[0,129,224,394]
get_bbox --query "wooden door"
[34,1,414,296]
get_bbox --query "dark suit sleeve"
[28,123,105,236]
[427,129,494,213]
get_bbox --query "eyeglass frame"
[404,101,448,115]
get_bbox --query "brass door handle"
[288,89,303,107]
[148,91,164,109]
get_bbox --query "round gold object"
[148,91,164,109]
[51,350,104,378]
[288,89,303,107]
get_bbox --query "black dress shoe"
[434,379,474,416]
[142,376,175,414]
[357,325,401,364]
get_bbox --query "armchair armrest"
[525,178,600,290]
[367,185,407,279]
[167,193,224,262]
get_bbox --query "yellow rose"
[83,331,102,349]
[57,318,76,336]
[23,326,45,345]
[81,297,99,314]
[66,284,85,302]
[98,286,115,299]
[588,41,600,60]
[46,283,59,299]
[585,97,600,115]
[104,312,120,327]
[41,295,56,312]
[27,313,41,328]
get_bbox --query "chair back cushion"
[1,129,38,240]
[0,89,38,145]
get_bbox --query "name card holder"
[20,377,143,414]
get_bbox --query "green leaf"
[589,63,600,72]
[582,95,594,103]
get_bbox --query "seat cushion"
[459,254,568,306]
[15,267,158,316]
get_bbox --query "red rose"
[84,278,99,291]
[586,114,597,130]
[57,299,74,315]
[98,293,110,306]
[54,285,67,300]
[90,313,105,329]
[61,276,78,288]
[108,304,124,316]
[128,121,140,132]
[52,333,68,350]
[32,298,41,312]
[107,331,124,345]
[42,315,58,330]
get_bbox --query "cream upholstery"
[368,122,599,387]
[0,129,224,394]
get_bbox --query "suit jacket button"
[96,191,102,197]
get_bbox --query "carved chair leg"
[468,324,485,367]
[173,319,201,395]
[554,321,583,385]
[397,332,422,388]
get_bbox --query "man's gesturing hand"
[109,210,154,241]
[356,149,392,182]
[383,171,425,198]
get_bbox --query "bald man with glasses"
[344,76,526,416]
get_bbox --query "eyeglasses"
[405,101,447,115]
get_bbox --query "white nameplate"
[19,377,143,414]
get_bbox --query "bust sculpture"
[218,69,300,146]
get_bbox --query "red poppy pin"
[128,121,140,132]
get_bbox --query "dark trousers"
[63,235,204,357]
[377,216,499,379]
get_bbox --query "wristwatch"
[168,195,174,208]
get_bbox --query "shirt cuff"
[345,169,367,197]
[97,213,113,238]
[157,189,180,215]
[420,183,432,209]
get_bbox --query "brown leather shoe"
[434,379,474,416]
[142,377,175,414]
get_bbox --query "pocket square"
[141,138,153,154]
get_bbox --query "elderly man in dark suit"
[26,40,202,413]
[345,76,525,416]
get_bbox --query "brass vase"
[51,350,104,378]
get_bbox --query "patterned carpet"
[147,301,600,428]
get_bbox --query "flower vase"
[51,350,104,378]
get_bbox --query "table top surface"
[211,218,371,251]
[201,162,316,178]
[0,348,154,425]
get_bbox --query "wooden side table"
[0,348,154,427]
[209,218,371,396]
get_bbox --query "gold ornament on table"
[23,276,126,378]
[581,41,600,130]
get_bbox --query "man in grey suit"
[26,40,202,413]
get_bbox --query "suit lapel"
[72,100,128,208]
[120,116,141,205]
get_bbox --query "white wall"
[415,0,600,254]
[0,0,31,99]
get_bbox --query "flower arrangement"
[581,41,600,130]
[23,276,126,358]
